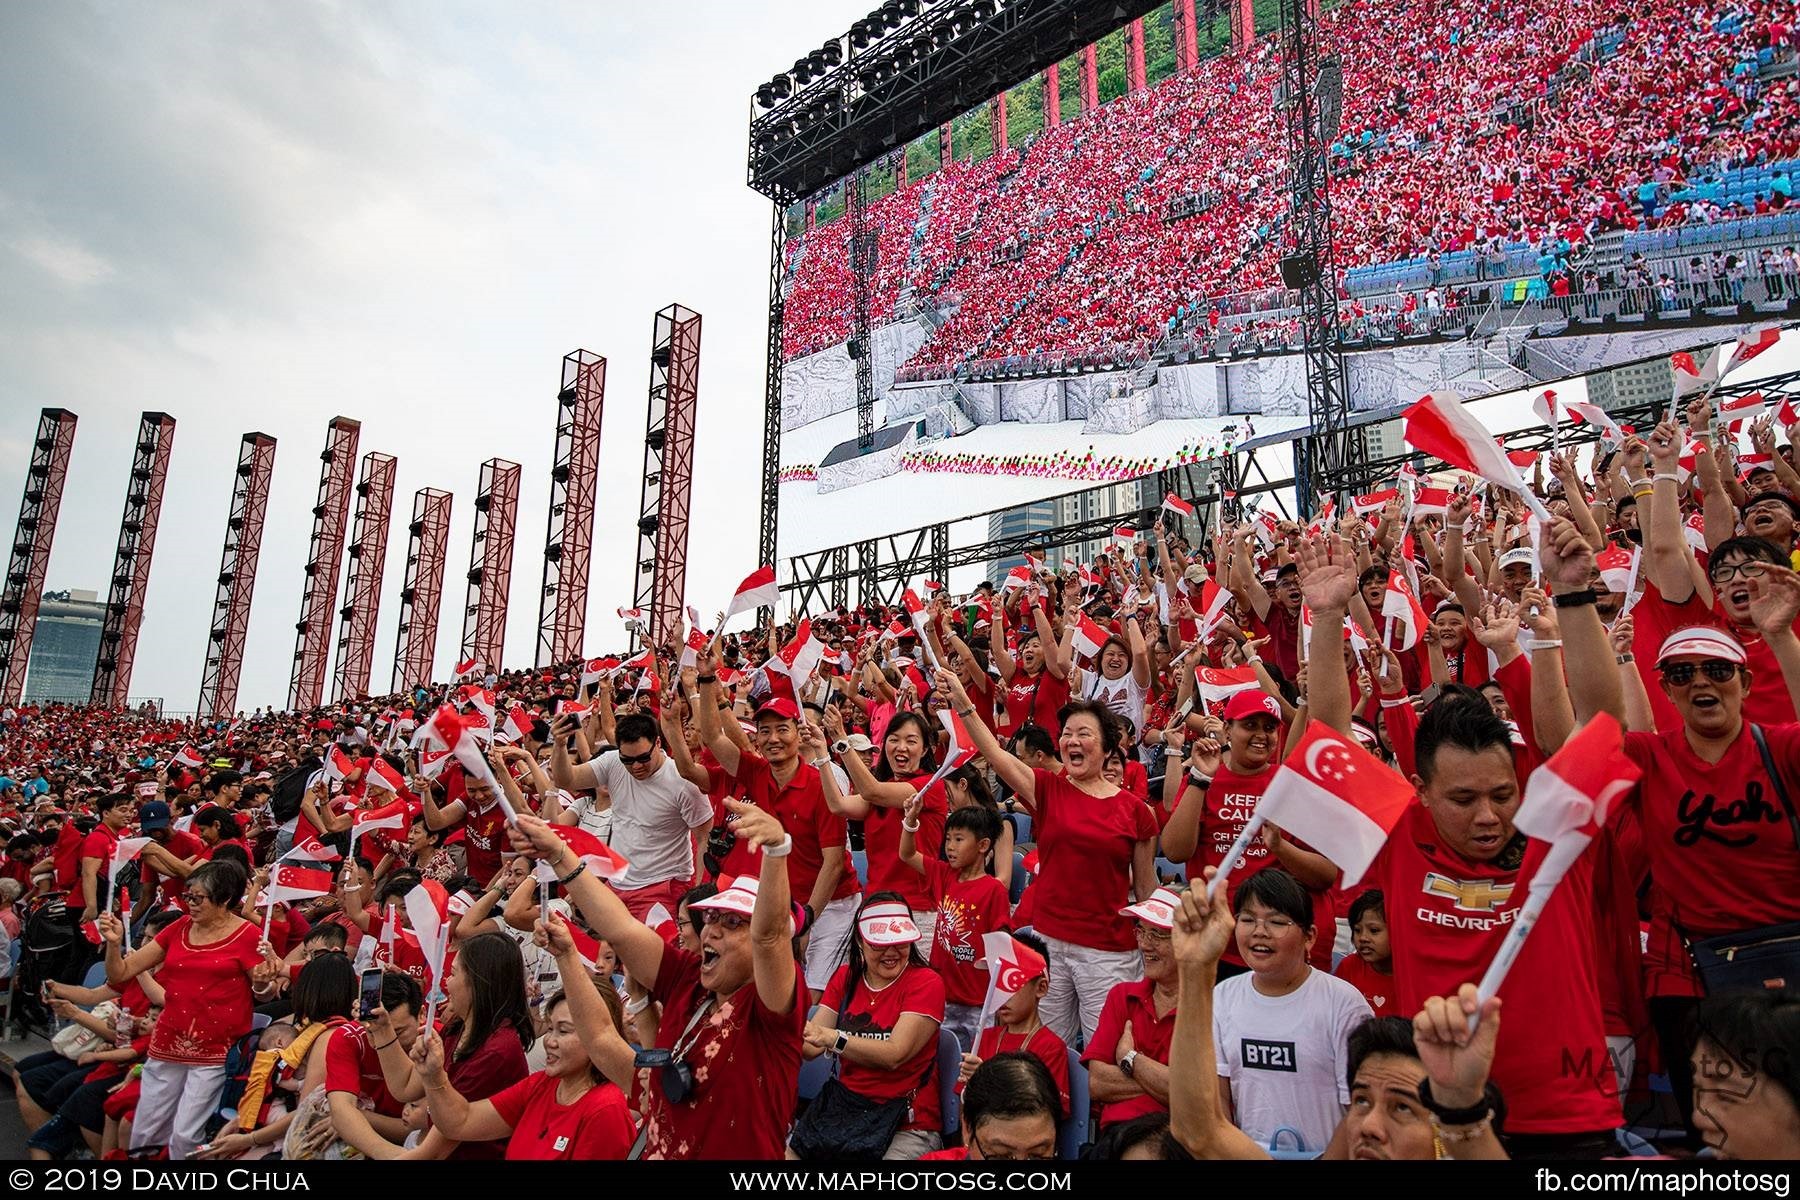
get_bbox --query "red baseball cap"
[753,697,801,723]
[1222,690,1281,722]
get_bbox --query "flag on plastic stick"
[616,607,645,627]
[916,706,980,806]
[108,837,150,921]
[1470,715,1638,1025]
[263,863,335,906]
[1404,391,1552,522]
[900,589,940,670]
[1596,544,1638,596]
[171,743,205,770]
[1000,565,1032,591]
[458,686,496,744]
[1070,612,1111,661]
[1197,578,1234,640]
[677,626,710,670]
[724,566,779,625]
[348,797,409,860]
[1669,346,1725,422]
[324,744,358,783]
[1726,324,1782,375]
[1194,666,1261,713]
[1161,492,1196,519]
[1565,401,1624,444]
[545,824,631,879]
[1531,388,1562,429]
[1381,571,1428,651]
[405,882,454,1026]
[768,619,824,685]
[1352,488,1398,517]
[977,930,1048,1031]
[1410,486,1452,518]
[1234,723,1414,899]
[1112,525,1139,548]
[454,656,483,679]
[579,657,618,692]
[495,705,534,746]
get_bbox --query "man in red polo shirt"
[695,683,859,998]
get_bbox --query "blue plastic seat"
[1059,1050,1091,1159]
[938,1027,963,1137]
[851,848,868,887]
[1010,852,1028,905]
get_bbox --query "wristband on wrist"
[556,859,587,887]
[1652,472,1681,483]
[956,706,977,718]
[901,818,922,832]
[1419,1079,1494,1128]
[1615,652,1635,665]
[806,756,829,768]
[696,675,717,685]
[1187,769,1213,788]
[1551,588,1597,609]
[763,835,794,859]
[1526,638,1563,651]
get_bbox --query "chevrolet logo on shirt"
[1422,872,1515,913]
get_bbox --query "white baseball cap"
[1498,547,1537,570]
[1120,886,1184,930]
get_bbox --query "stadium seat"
[82,961,108,991]
[1059,1049,1092,1159]
[1009,853,1028,905]
[797,1047,833,1102]
[938,1027,963,1138]
[851,849,868,888]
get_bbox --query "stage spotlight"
[850,19,872,47]
[970,0,995,19]
[771,74,793,99]
[755,82,777,108]
[807,49,830,75]
[793,57,814,84]
[821,40,842,66]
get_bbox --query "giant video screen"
[775,0,1795,556]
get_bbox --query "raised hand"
[723,798,786,850]
[1187,736,1223,780]
[1540,515,1596,595]
[1295,533,1359,613]
[1519,585,1559,639]
[1745,562,1800,638]
[1619,436,1648,479]
[797,719,828,761]
[1413,984,1501,1109]
[1171,872,1236,968]
[1647,421,1682,471]
[1684,394,1714,433]
[411,1027,448,1086]
[1468,599,1522,649]
[1608,611,1635,655]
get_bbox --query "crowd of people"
[777,0,1800,382]
[3,380,1800,1163]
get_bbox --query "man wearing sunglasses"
[1566,558,1800,1145]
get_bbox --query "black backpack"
[268,757,321,825]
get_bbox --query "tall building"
[1361,417,1407,464]
[986,479,1154,585]
[1586,358,1674,414]
[23,588,105,706]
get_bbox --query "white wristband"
[1652,472,1680,483]
[901,818,921,832]
[762,835,794,859]
[1527,638,1563,651]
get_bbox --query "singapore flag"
[1254,723,1414,886]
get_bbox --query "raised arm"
[1746,564,1800,717]
[1294,533,1360,734]
[538,913,637,1090]
[1543,516,1622,727]
[724,799,800,1015]
[989,608,1018,684]
[1033,601,1069,680]
[507,812,668,989]
[695,660,742,777]
[1644,423,1704,605]
[937,668,1036,807]
[97,911,165,988]
[1168,878,1269,1160]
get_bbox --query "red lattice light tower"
[289,417,361,711]
[93,412,177,708]
[197,432,278,720]
[332,451,397,702]
[537,350,606,667]
[391,488,453,694]
[0,409,79,705]
[461,458,520,675]
[631,304,702,650]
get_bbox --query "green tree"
[1058,51,1084,119]
[1007,75,1046,146]
[953,105,993,162]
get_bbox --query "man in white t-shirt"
[549,710,712,921]
[1213,869,1373,1153]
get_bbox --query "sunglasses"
[618,749,655,766]
[1659,661,1740,687]
[699,910,750,931]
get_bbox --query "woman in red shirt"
[408,986,634,1160]
[820,710,945,943]
[991,602,1072,740]
[937,673,1158,1045]
[98,860,263,1159]
[793,894,947,1160]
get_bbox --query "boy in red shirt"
[898,796,1011,1051]
[955,930,1070,1116]
[1332,890,1398,1016]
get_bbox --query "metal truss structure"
[537,349,606,666]
[197,432,277,719]
[392,488,453,694]
[289,417,360,711]
[331,451,397,702]
[757,211,786,617]
[631,305,703,650]
[461,458,520,674]
[0,409,78,705]
[93,412,177,707]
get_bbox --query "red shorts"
[609,877,689,924]
[103,1076,142,1122]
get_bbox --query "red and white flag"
[977,930,1048,1030]
[1161,492,1196,519]
[364,757,406,794]
[1254,723,1414,887]
[917,706,980,807]
[1565,401,1624,443]
[416,704,510,817]
[1506,449,1539,469]
[454,656,483,678]
[556,698,589,718]
[171,744,205,770]
[352,797,410,838]
[405,882,454,1010]
[1251,509,1280,546]
[496,705,534,746]
[901,589,934,643]
[1684,511,1708,553]
[1071,612,1111,660]
[1726,324,1782,374]
[1596,544,1638,594]
[616,606,645,625]
[1112,525,1139,548]
[1410,486,1451,518]
[724,566,779,623]
[1776,396,1800,429]
[1197,578,1233,638]
[1404,391,1550,521]
[1195,666,1261,710]
[580,657,619,691]
[1720,391,1768,428]
[324,744,359,783]
[286,824,343,864]
[108,837,151,895]
[1000,564,1033,591]
[458,686,496,743]
[1530,388,1562,426]
[767,619,824,684]
[262,864,336,906]
[546,824,630,879]
[1381,571,1428,652]
[1474,715,1639,1009]
[1352,488,1398,517]
[677,626,710,670]
[1671,348,1722,398]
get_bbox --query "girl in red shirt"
[820,710,945,942]
[408,986,634,1160]
[97,860,263,1159]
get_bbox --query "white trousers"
[803,895,861,991]
[130,1058,229,1159]
[1038,935,1142,1048]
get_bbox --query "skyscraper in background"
[23,589,105,705]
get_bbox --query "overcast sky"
[0,0,872,713]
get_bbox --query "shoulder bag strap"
[1748,724,1800,853]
